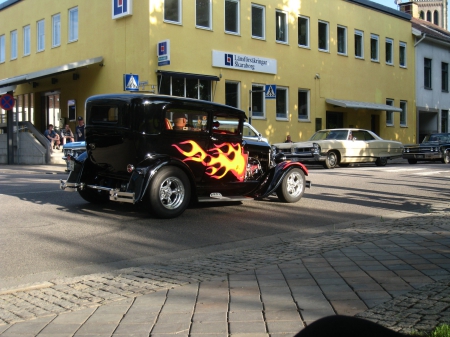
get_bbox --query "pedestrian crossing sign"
[265,84,276,99]
[124,74,139,92]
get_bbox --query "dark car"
[60,94,311,218]
[403,133,450,164]
[62,141,86,171]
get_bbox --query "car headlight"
[312,143,320,153]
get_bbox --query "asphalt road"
[1,161,449,290]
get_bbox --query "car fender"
[253,161,309,199]
[132,157,198,202]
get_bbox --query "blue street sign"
[265,85,276,99]
[124,74,139,91]
[0,94,15,110]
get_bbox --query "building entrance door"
[45,92,61,131]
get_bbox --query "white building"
[412,17,450,140]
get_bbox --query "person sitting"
[61,124,74,145]
[44,124,61,151]
[284,135,293,143]
[173,112,191,130]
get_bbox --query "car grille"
[404,146,438,153]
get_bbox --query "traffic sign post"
[0,94,15,110]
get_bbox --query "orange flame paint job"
[172,140,248,181]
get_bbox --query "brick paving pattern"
[0,209,449,336]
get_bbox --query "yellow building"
[0,0,416,144]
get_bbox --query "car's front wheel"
[408,159,418,164]
[148,166,191,219]
[444,150,450,164]
[375,157,387,166]
[323,151,338,169]
[276,168,305,203]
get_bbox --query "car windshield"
[424,134,450,143]
[309,130,349,141]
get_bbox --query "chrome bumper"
[60,180,135,203]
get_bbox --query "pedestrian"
[76,116,85,141]
[44,124,61,151]
[61,124,75,145]
[284,135,293,143]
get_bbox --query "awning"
[0,56,103,88]
[156,70,220,81]
[0,85,17,95]
[326,98,403,112]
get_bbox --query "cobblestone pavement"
[0,207,449,336]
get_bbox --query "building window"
[10,30,17,60]
[442,62,448,92]
[434,10,439,25]
[424,58,432,89]
[276,10,288,43]
[251,4,265,39]
[196,0,211,29]
[52,14,61,47]
[386,99,394,126]
[420,11,424,19]
[251,84,265,118]
[298,16,309,48]
[225,81,240,108]
[225,0,239,34]
[37,20,45,52]
[69,7,78,42]
[318,21,329,52]
[385,38,393,65]
[337,25,347,55]
[298,89,310,121]
[355,30,364,59]
[370,34,379,62]
[427,10,432,22]
[400,101,407,126]
[23,25,30,56]
[399,42,407,67]
[0,35,5,63]
[442,110,449,133]
[276,87,288,120]
[164,0,181,24]
[158,75,212,101]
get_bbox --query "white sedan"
[273,128,403,169]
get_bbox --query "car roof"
[86,93,247,119]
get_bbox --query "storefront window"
[158,75,212,101]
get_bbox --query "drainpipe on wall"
[414,32,427,47]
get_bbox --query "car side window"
[212,113,241,135]
[165,108,208,132]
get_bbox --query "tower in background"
[398,0,448,30]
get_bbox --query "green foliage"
[412,324,450,337]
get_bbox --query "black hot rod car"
[403,133,450,164]
[60,94,311,218]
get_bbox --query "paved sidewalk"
[0,206,450,336]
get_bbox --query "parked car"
[62,141,86,171]
[403,133,450,164]
[272,128,404,169]
[60,94,311,218]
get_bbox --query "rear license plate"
[416,155,424,159]
[68,160,75,171]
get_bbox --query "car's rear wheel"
[149,166,191,219]
[323,151,338,169]
[375,157,387,166]
[276,168,305,203]
[408,159,418,164]
[78,188,110,204]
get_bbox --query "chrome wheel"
[323,151,338,169]
[276,168,306,203]
[159,177,185,210]
[285,171,304,199]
